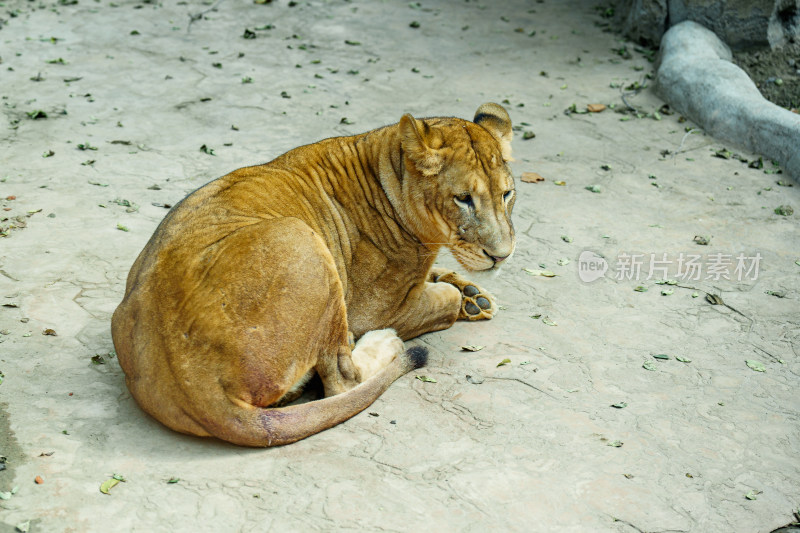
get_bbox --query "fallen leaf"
[607,440,623,447]
[542,316,557,326]
[693,235,711,245]
[745,360,766,372]
[774,205,793,216]
[587,104,606,113]
[642,361,658,371]
[634,285,648,292]
[42,329,56,336]
[745,489,762,500]
[661,289,674,296]
[554,180,566,186]
[496,358,511,367]
[99,478,120,495]
[705,293,724,305]
[623,474,634,479]
[16,521,30,533]
[530,314,542,319]
[460,345,484,352]
[167,478,180,484]
[0,486,19,500]
[520,172,545,183]
[675,356,692,363]
[561,235,573,243]
[585,184,602,193]
[611,402,627,409]
[523,268,557,277]
[652,354,670,360]
[415,375,437,383]
[34,476,43,484]
[116,223,129,232]
[557,258,570,266]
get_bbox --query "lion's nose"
[484,250,509,264]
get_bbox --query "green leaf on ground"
[653,354,670,360]
[542,316,557,326]
[497,358,511,367]
[611,402,627,409]
[607,440,623,447]
[416,375,437,383]
[642,361,658,371]
[745,360,766,372]
[676,356,692,363]
[99,478,120,495]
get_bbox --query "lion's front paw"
[433,271,496,321]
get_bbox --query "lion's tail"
[202,346,428,447]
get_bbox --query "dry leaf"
[460,345,484,352]
[520,172,545,183]
[587,104,606,113]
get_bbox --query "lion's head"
[398,102,516,271]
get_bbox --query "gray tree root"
[655,20,800,181]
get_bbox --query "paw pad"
[432,271,497,321]
[465,301,480,315]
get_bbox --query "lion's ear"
[474,102,513,161]
[399,113,444,177]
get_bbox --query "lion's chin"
[452,250,496,272]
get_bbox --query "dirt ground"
[733,41,800,111]
[1,0,799,531]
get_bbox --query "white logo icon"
[578,251,608,282]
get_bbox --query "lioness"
[111,103,516,447]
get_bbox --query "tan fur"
[111,103,516,447]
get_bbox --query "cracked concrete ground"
[1,0,798,531]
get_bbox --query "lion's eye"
[454,193,473,209]
[503,190,514,202]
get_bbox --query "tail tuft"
[404,346,428,370]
